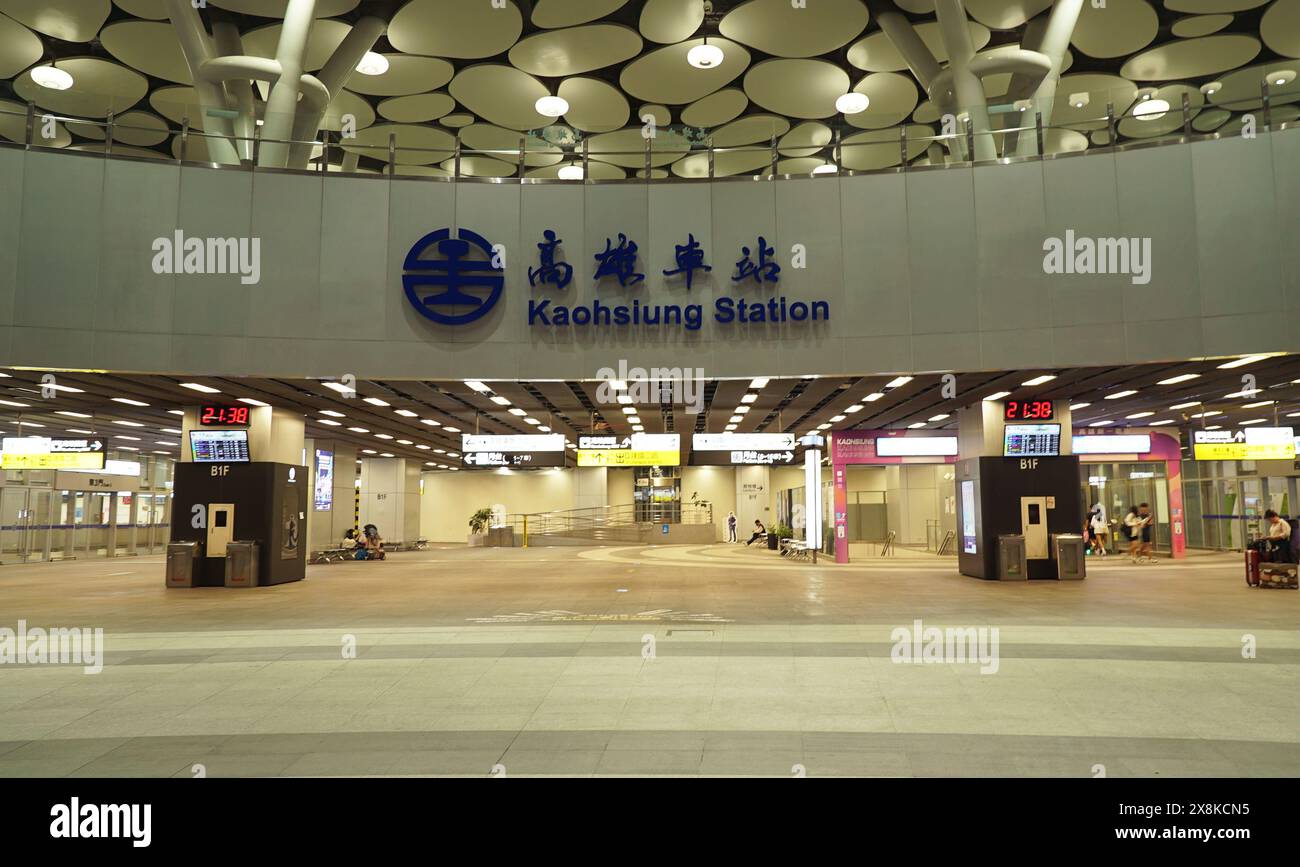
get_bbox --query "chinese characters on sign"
[529,231,783,289]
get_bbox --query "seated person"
[744,520,766,547]
[363,525,386,561]
[342,529,368,560]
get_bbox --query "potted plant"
[468,507,493,547]
[769,523,793,550]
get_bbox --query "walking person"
[1089,503,1109,557]
[1136,503,1157,563]
[1123,506,1142,562]
[726,511,738,543]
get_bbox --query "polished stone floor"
[1,544,1296,777]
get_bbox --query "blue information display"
[190,429,250,463]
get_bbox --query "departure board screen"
[190,429,251,463]
[1003,423,1061,457]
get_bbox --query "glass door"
[1,487,31,563]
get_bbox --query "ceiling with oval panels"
[0,0,1295,178]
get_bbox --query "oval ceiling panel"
[345,54,454,97]
[449,64,551,131]
[341,122,457,165]
[777,121,832,157]
[210,0,359,15]
[508,24,643,77]
[681,88,748,128]
[711,113,791,147]
[459,123,562,166]
[964,0,1053,29]
[640,0,704,44]
[559,77,630,133]
[841,125,931,170]
[620,37,750,105]
[1072,0,1159,59]
[113,0,168,18]
[389,0,524,59]
[68,109,169,145]
[586,127,692,167]
[0,12,42,79]
[379,92,457,123]
[1171,14,1233,37]
[719,0,869,58]
[744,58,850,119]
[1262,0,1300,59]
[0,0,110,43]
[1120,35,1261,80]
[532,0,629,28]
[100,21,192,85]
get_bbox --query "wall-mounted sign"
[875,436,959,457]
[1193,427,1295,461]
[1072,433,1152,455]
[199,404,253,426]
[314,450,334,511]
[1004,399,1054,421]
[461,433,566,468]
[1,437,106,470]
[190,429,250,463]
[690,432,796,465]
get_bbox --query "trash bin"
[1051,533,1086,580]
[997,534,1027,580]
[166,541,201,588]
[224,541,260,588]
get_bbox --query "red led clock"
[1004,399,1054,421]
[198,404,252,426]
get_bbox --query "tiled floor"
[1,544,1297,777]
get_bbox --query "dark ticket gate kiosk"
[170,462,307,587]
[955,455,1083,580]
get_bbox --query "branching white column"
[211,21,257,163]
[933,0,996,161]
[259,0,318,168]
[287,16,387,170]
[167,0,240,164]
[1011,0,1085,157]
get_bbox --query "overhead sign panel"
[576,432,681,467]
[1,436,106,470]
[1193,427,1294,461]
[691,432,797,465]
[874,436,959,457]
[1072,434,1152,455]
[461,434,566,468]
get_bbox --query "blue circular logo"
[403,228,504,326]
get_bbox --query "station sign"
[1072,433,1152,455]
[461,434,566,468]
[1193,427,1295,461]
[576,432,680,467]
[691,433,796,466]
[1,436,106,470]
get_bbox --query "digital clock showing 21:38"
[1004,399,1055,421]
[199,404,252,426]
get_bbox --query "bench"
[780,539,813,560]
[310,548,355,564]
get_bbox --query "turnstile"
[997,534,1027,581]
[1052,533,1086,580]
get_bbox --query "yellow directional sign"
[1,437,106,470]
[576,449,680,467]
[1192,428,1295,461]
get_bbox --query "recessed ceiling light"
[1157,373,1199,385]
[509,408,528,416]
[864,393,885,402]
[1170,401,1200,410]
[113,435,140,441]
[830,415,846,423]
[617,395,633,405]
[929,414,950,422]
[490,396,511,406]
[237,398,269,407]
[31,65,74,91]
[1104,390,1137,400]
[444,427,460,433]
[984,391,1011,401]
[1224,389,1261,398]
[348,427,369,433]
[1190,411,1221,418]
[1126,412,1154,419]
[112,398,149,407]
[749,378,769,389]
[362,449,377,455]
[112,420,144,427]
[1069,402,1091,410]
[39,383,83,393]
[321,410,346,418]
[420,419,440,426]
[356,51,389,76]
[835,92,870,114]
[817,423,831,430]
[318,419,342,426]
[161,428,183,434]
[55,411,92,418]
[67,429,93,434]
[734,405,750,414]
[0,399,30,407]
[395,409,419,417]
[1089,420,1114,426]
[375,434,394,440]
[538,426,551,433]
[728,415,743,424]
[845,404,864,413]
[725,424,737,431]
[153,440,175,446]
[741,394,758,404]
[363,397,390,407]
[1147,419,1175,425]
[908,422,926,429]
[621,407,637,415]
[885,376,913,389]
[167,410,184,415]
[464,381,490,392]
[1022,375,1056,386]
[322,382,353,395]
[1217,355,1268,369]
[1242,400,1274,408]
[180,383,221,394]
[1240,418,1268,425]
[535,95,569,117]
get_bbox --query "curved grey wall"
[0,130,1297,380]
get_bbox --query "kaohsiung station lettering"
[403,227,831,330]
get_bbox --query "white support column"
[167,0,240,165]
[288,16,386,170]
[211,21,257,163]
[1012,0,1085,156]
[933,0,996,161]
[259,0,318,169]
[872,5,941,93]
